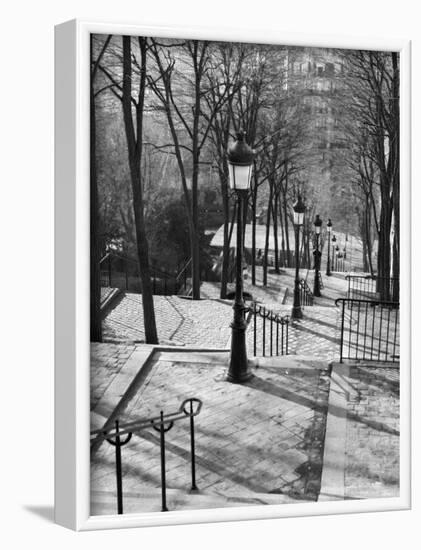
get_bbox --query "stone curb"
[90,345,231,454]
[318,362,351,501]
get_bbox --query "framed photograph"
[55,19,411,531]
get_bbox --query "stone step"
[91,488,242,515]
[90,486,302,515]
[154,349,229,365]
[251,355,330,371]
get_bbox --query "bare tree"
[121,36,158,342]
[336,50,399,299]
[148,39,228,299]
[90,34,112,342]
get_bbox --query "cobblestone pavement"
[101,266,349,361]
[288,306,341,361]
[103,294,232,348]
[90,354,331,514]
[344,365,399,499]
[90,343,136,409]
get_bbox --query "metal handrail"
[335,298,399,363]
[175,258,192,282]
[92,398,202,514]
[299,278,314,306]
[101,251,176,279]
[246,302,289,357]
[345,274,376,281]
[100,251,187,295]
[175,258,193,296]
[345,274,399,302]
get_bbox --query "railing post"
[262,307,266,357]
[189,400,197,491]
[339,300,345,363]
[105,420,132,515]
[157,411,168,511]
[253,305,257,356]
[281,320,284,355]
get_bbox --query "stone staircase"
[90,349,330,517]
[91,485,301,516]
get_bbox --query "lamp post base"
[314,274,321,297]
[226,368,253,383]
[291,305,303,320]
[227,322,253,383]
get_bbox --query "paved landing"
[345,365,400,498]
[289,306,341,361]
[90,351,331,515]
[103,294,233,348]
[320,363,400,501]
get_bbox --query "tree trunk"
[90,35,102,342]
[272,192,280,273]
[251,181,258,285]
[279,194,286,268]
[282,193,291,267]
[122,35,158,344]
[263,184,273,286]
[391,51,400,302]
[191,48,202,300]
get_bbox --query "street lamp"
[331,234,337,272]
[291,194,306,320]
[326,218,332,276]
[226,131,255,383]
[335,244,340,271]
[313,214,322,297]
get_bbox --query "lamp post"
[326,218,332,276]
[226,132,255,383]
[313,214,322,297]
[335,244,340,271]
[291,194,306,320]
[331,234,337,272]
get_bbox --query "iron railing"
[175,258,192,296]
[100,252,192,296]
[333,256,348,272]
[91,398,202,514]
[335,298,399,363]
[246,302,289,357]
[299,278,314,306]
[346,274,399,302]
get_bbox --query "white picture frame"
[54,18,412,531]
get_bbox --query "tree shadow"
[248,374,399,436]
[244,375,325,413]
[293,323,340,345]
[348,366,400,396]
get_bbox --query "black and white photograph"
[89,32,402,518]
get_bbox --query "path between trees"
[101,267,349,362]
